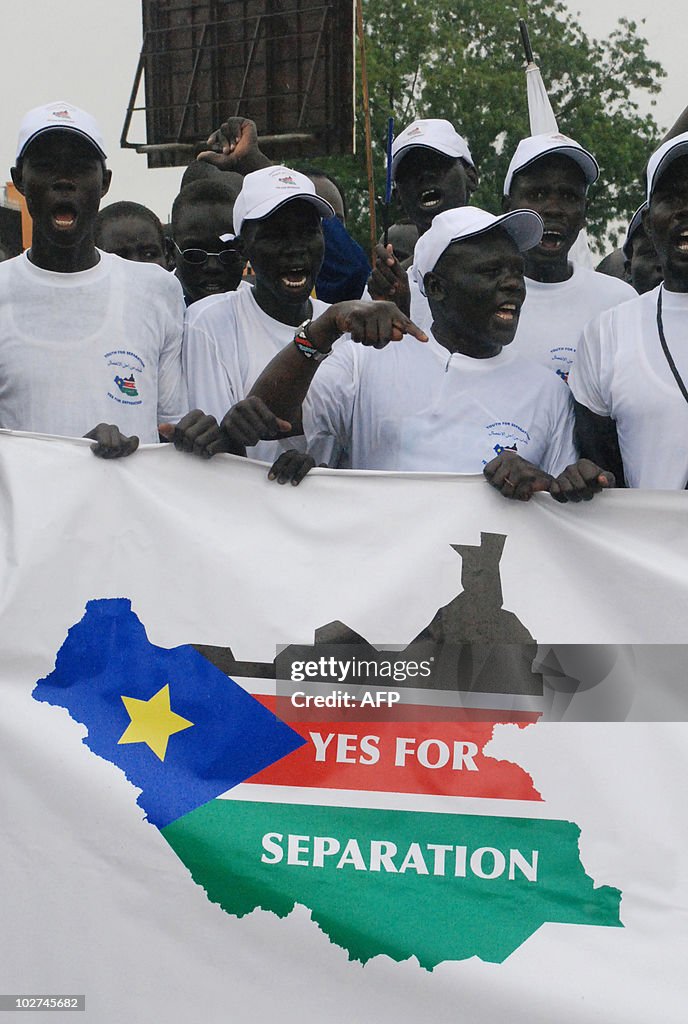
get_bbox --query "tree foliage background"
[292,0,666,254]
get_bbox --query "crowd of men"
[2,97,688,498]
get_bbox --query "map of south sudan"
[32,535,622,970]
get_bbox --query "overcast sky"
[1,1,684,222]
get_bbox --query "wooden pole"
[355,0,377,259]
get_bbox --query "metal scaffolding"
[122,0,355,167]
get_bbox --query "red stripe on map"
[247,697,541,801]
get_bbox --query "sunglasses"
[172,241,243,266]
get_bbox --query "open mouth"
[419,188,443,210]
[539,230,565,251]
[51,205,77,231]
[494,303,518,323]
[280,269,309,290]
[675,230,688,254]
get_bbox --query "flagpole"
[383,116,394,247]
[356,0,377,259]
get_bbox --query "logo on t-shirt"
[105,350,145,408]
[551,346,575,385]
[114,374,138,397]
[483,422,530,467]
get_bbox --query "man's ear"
[465,163,479,197]
[237,231,252,262]
[501,193,512,213]
[10,165,24,196]
[101,168,112,199]
[568,194,588,240]
[164,235,177,271]
[641,204,654,246]
[424,272,446,301]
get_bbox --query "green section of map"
[162,799,622,969]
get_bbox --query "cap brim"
[456,210,544,253]
[648,142,688,200]
[622,204,647,259]
[511,146,599,188]
[239,192,334,231]
[17,125,107,162]
[392,142,469,179]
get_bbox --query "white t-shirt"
[406,263,433,337]
[570,285,688,489]
[0,251,186,443]
[513,265,635,379]
[303,332,576,473]
[184,284,330,463]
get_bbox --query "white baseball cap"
[16,101,107,162]
[391,119,474,180]
[646,132,688,203]
[622,203,647,260]
[414,207,544,295]
[233,166,334,235]
[503,132,599,196]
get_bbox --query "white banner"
[0,433,686,1023]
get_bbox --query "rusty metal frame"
[297,5,328,128]
[177,22,210,140]
[121,3,345,155]
[233,14,263,118]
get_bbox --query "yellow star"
[118,684,194,761]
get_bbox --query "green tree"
[292,0,665,253]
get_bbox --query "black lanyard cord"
[656,286,688,404]
[656,286,688,488]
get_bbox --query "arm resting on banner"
[574,401,626,488]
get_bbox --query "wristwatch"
[293,319,331,362]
